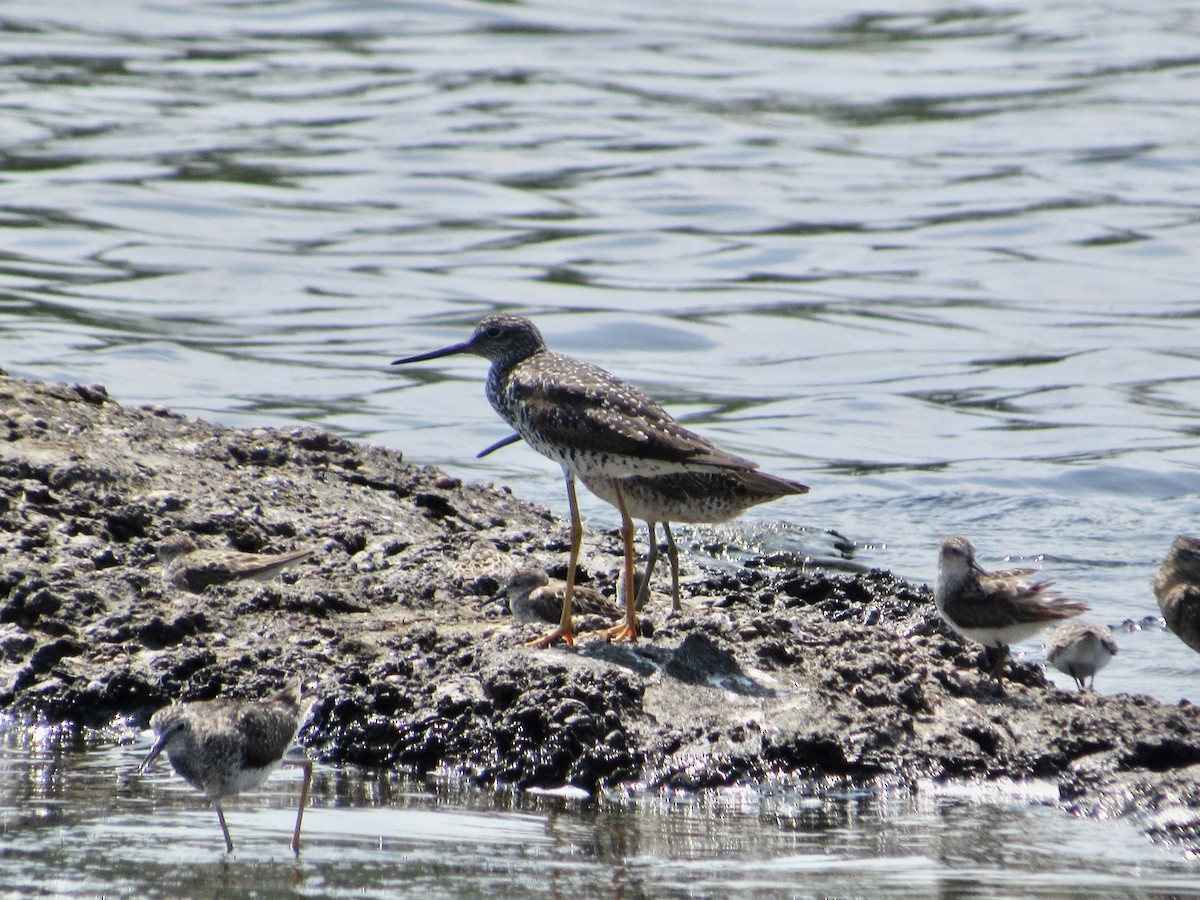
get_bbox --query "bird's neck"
[485,351,536,424]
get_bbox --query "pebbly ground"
[0,376,1197,851]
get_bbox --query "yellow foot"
[524,625,575,648]
[601,621,639,643]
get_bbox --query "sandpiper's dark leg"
[1073,666,1091,692]
[603,478,639,642]
[663,522,681,612]
[985,644,1009,680]
[284,758,313,853]
[215,802,234,853]
[634,521,659,611]
[528,470,581,647]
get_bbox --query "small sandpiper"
[934,536,1089,681]
[158,533,314,593]
[505,568,622,626]
[140,679,313,853]
[480,433,807,612]
[394,314,764,647]
[1044,621,1117,691]
[1153,535,1200,654]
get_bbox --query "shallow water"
[1,723,1196,898]
[0,0,1198,890]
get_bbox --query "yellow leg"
[634,521,658,611]
[664,522,682,612]
[527,469,580,647]
[603,478,639,643]
[285,758,313,854]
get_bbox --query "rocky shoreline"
[1,376,1197,850]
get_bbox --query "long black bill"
[139,733,169,773]
[392,340,474,366]
[476,433,522,459]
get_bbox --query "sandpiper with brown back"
[505,567,622,626]
[393,314,783,646]
[158,533,314,594]
[935,536,1088,682]
[479,434,808,611]
[1154,535,1200,654]
[139,679,313,853]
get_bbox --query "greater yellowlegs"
[478,434,808,611]
[139,679,312,853]
[1154,535,1200,653]
[393,314,760,645]
[934,536,1088,681]
[577,469,808,611]
[158,533,314,593]
[1044,621,1117,691]
[505,567,622,626]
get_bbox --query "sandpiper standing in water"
[139,679,313,853]
[1153,535,1200,654]
[934,536,1088,681]
[393,314,765,645]
[1044,621,1117,691]
[158,533,314,594]
[479,435,809,611]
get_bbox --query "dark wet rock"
[0,375,1199,851]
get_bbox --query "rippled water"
[2,722,1196,898]
[1,0,1198,891]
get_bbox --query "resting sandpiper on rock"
[505,568,622,626]
[158,533,315,593]
[139,679,313,853]
[393,314,762,647]
[1044,621,1117,691]
[934,536,1089,682]
[1154,535,1200,654]
[479,433,808,613]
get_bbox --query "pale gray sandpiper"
[140,679,313,853]
[1153,535,1200,654]
[393,314,763,647]
[479,433,808,612]
[934,536,1089,681]
[1044,621,1117,691]
[505,568,622,626]
[158,533,315,593]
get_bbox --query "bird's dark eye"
[485,326,502,338]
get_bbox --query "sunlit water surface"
[1,725,1196,898]
[0,0,1198,891]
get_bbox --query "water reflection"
[3,720,1199,894]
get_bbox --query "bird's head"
[392,314,546,368]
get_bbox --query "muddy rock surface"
[0,377,1197,849]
